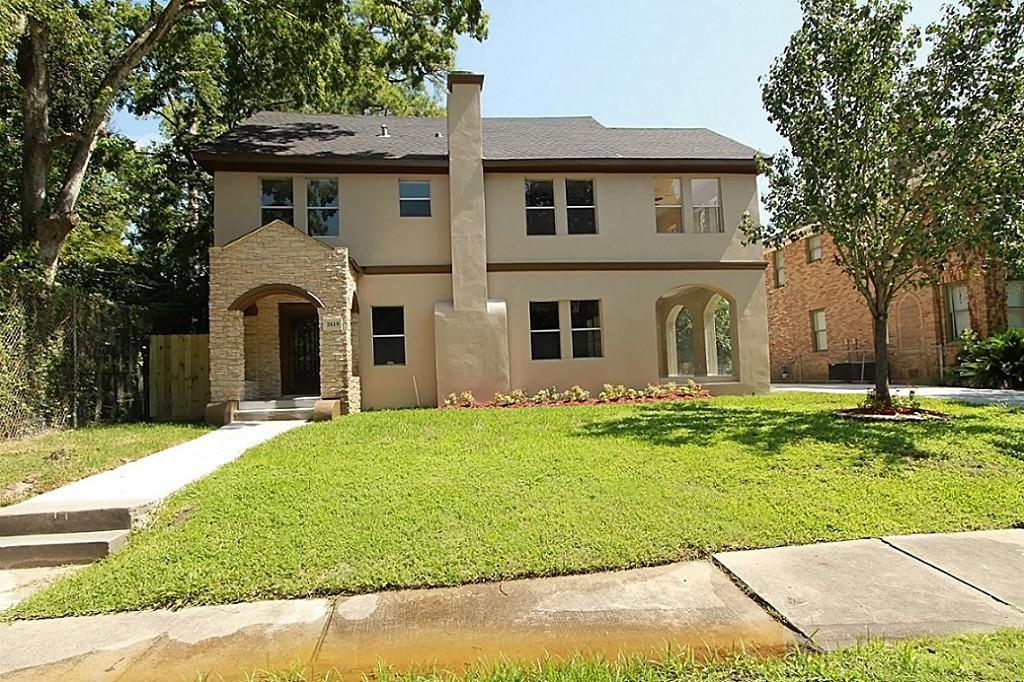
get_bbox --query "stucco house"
[195,72,771,422]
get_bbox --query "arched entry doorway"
[229,284,326,399]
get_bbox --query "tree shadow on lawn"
[578,400,1019,468]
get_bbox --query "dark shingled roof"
[195,112,759,165]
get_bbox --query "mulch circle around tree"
[834,407,952,422]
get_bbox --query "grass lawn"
[237,630,1024,682]
[8,392,1023,619]
[0,422,213,506]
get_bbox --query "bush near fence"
[0,280,147,440]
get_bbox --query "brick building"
[764,233,1022,384]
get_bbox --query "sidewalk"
[772,383,1024,406]
[0,420,304,518]
[1,529,1021,681]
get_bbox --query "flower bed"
[443,380,711,409]
[834,389,952,421]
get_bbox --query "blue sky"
[113,0,949,170]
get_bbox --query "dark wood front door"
[279,303,320,395]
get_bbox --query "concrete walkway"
[0,421,305,571]
[2,529,1021,681]
[773,383,1024,406]
[0,421,304,519]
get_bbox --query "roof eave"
[192,152,761,175]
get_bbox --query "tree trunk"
[872,313,891,406]
[36,213,78,280]
[16,18,50,245]
[22,0,197,282]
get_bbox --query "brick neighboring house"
[764,233,1023,384]
[194,71,776,423]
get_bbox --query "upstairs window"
[692,178,723,233]
[399,180,431,217]
[773,250,786,287]
[371,306,405,366]
[806,234,823,262]
[654,177,683,233]
[1008,280,1024,328]
[529,301,561,360]
[306,179,339,237]
[946,282,970,339]
[566,179,597,234]
[810,309,828,351]
[570,299,603,358]
[525,180,556,235]
[260,178,293,225]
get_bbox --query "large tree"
[8,0,486,281]
[745,0,1023,405]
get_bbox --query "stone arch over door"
[207,220,359,412]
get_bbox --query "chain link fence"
[0,283,147,440]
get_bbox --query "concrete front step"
[239,397,317,410]
[0,529,130,568]
[235,407,314,421]
[0,507,133,537]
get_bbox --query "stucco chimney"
[446,72,487,311]
[434,72,511,404]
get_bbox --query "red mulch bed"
[444,392,712,410]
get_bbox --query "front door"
[279,303,320,396]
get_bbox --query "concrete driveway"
[773,383,1024,407]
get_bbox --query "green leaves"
[745,0,1024,402]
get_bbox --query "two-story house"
[194,72,771,422]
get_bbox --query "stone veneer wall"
[209,220,358,412]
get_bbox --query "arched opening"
[658,285,737,381]
[231,284,324,399]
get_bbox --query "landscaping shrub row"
[443,380,710,408]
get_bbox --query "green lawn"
[0,422,213,506]
[9,393,1023,619]
[239,630,1024,682]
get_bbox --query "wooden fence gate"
[149,334,209,421]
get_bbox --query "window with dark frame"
[570,300,602,358]
[371,306,405,366]
[525,180,556,235]
[654,177,683,233]
[260,178,294,225]
[566,179,597,234]
[529,301,561,360]
[399,180,431,217]
[810,309,828,351]
[306,179,339,236]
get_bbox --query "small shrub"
[565,385,591,402]
[681,379,705,397]
[597,384,629,401]
[642,384,665,399]
[860,388,920,411]
[530,387,556,404]
[954,328,1024,389]
[445,391,476,407]
[493,388,528,406]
